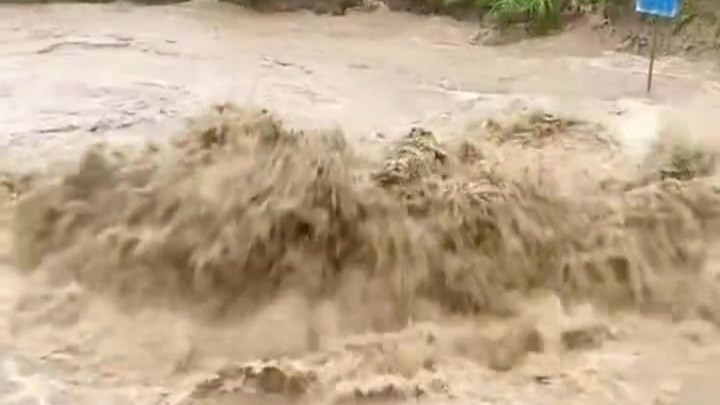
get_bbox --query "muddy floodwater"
[2,2,720,405]
[2,1,720,169]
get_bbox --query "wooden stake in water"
[646,18,659,94]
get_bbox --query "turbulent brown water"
[4,102,720,405]
[2,2,720,405]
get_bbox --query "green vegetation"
[442,0,563,32]
[441,0,629,34]
[489,0,560,30]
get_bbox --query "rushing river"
[2,0,720,172]
[2,2,720,404]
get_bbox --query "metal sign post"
[646,18,659,93]
[636,0,681,94]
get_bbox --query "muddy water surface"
[2,2,720,405]
[2,1,720,170]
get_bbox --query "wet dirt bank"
[2,1,720,405]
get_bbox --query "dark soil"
[218,0,361,15]
[596,0,720,59]
[0,0,188,4]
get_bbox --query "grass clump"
[489,0,561,31]
[443,0,563,34]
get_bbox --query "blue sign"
[636,0,681,18]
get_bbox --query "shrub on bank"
[439,0,631,34]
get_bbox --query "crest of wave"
[13,104,720,327]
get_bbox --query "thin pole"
[646,18,659,94]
